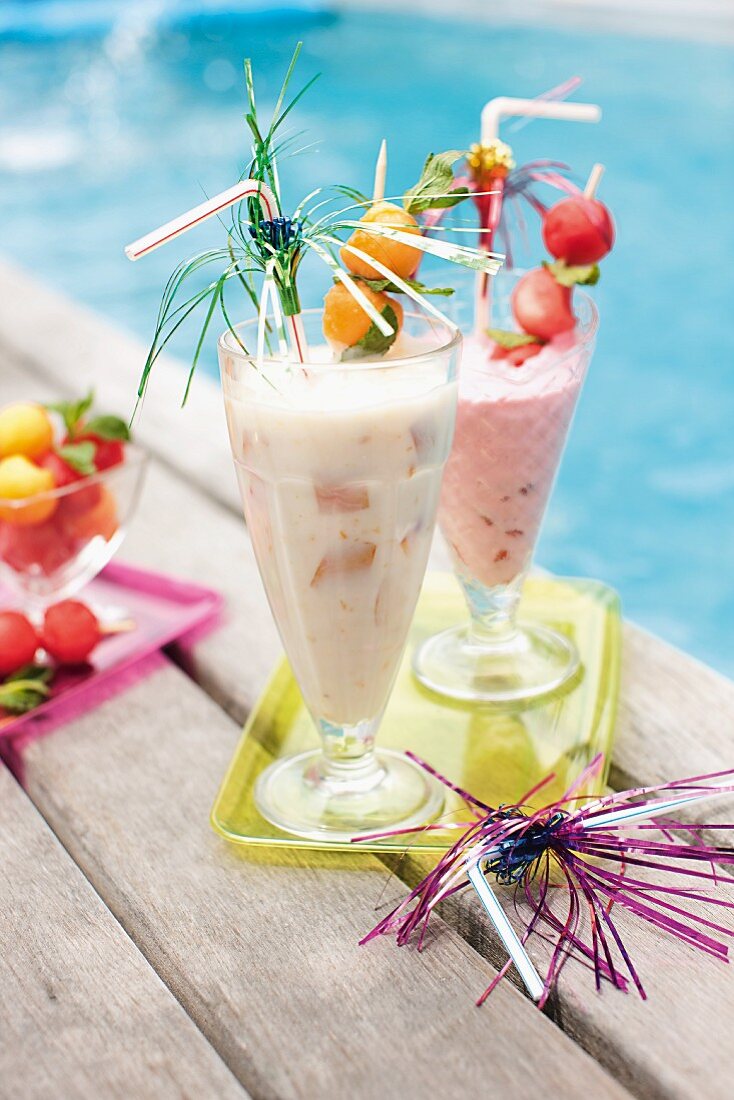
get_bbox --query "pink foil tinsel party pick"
[359,754,734,1008]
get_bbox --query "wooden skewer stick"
[99,619,137,636]
[372,139,387,203]
[584,162,605,200]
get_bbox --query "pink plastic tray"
[0,561,223,744]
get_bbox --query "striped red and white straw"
[124,178,308,363]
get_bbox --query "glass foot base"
[413,621,580,705]
[254,748,444,842]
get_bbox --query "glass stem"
[458,570,527,650]
[469,604,519,648]
[315,715,385,787]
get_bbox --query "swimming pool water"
[2,8,734,675]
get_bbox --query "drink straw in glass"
[124,178,309,363]
[474,95,601,336]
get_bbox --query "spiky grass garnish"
[136,43,503,408]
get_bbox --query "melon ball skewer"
[340,138,422,283]
[324,139,410,355]
[323,283,403,354]
[509,165,611,345]
[542,162,614,266]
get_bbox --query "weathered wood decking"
[1,259,732,1099]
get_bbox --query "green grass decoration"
[133,43,504,409]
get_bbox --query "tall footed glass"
[219,310,460,841]
[413,271,598,704]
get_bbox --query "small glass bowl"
[0,444,148,613]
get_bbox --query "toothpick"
[99,619,136,636]
[584,163,605,200]
[372,139,387,203]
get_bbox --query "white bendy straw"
[467,860,545,1001]
[481,96,601,145]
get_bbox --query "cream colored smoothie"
[440,330,585,590]
[222,335,457,728]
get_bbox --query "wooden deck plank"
[121,435,734,1100]
[0,359,628,1098]
[7,660,628,1100]
[4,264,734,1097]
[0,764,247,1100]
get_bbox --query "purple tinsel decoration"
[360,754,734,1008]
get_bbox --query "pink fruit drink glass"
[219,308,460,841]
[413,270,598,704]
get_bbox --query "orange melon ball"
[323,283,403,350]
[341,201,422,281]
[0,402,54,460]
[0,455,57,526]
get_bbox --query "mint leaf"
[544,260,600,288]
[47,390,95,438]
[84,415,131,442]
[487,329,543,349]
[350,276,454,298]
[0,664,53,714]
[342,304,400,361]
[57,441,97,476]
[404,151,470,215]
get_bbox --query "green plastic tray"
[212,573,621,853]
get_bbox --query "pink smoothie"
[440,331,587,588]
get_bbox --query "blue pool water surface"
[1,8,733,675]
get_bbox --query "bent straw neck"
[124,177,308,364]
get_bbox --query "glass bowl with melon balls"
[0,396,148,615]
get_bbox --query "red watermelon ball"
[511,268,576,342]
[0,611,38,676]
[41,600,101,665]
[542,196,615,266]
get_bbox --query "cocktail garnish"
[403,151,470,214]
[543,260,600,287]
[125,44,503,404]
[487,329,543,349]
[0,664,52,714]
[349,277,454,297]
[359,753,734,1008]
